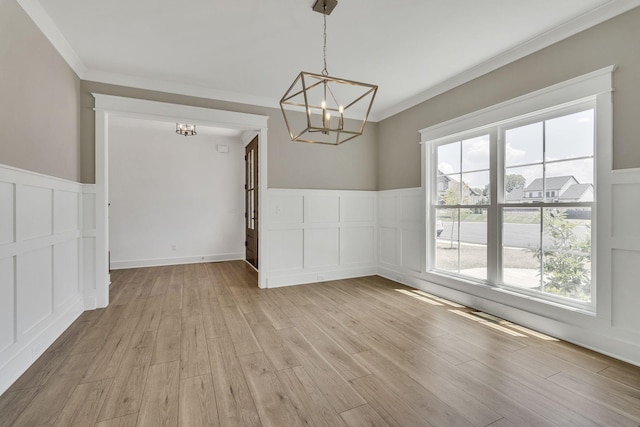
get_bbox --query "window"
[422,66,615,312]
[429,105,595,307]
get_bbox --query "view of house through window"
[432,106,594,305]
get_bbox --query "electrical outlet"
[317,274,325,281]
[172,245,177,251]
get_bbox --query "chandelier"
[176,123,197,136]
[280,0,377,145]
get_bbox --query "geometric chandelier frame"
[280,0,377,145]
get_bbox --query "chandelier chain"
[322,7,328,76]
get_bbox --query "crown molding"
[84,69,280,111]
[373,0,640,121]
[16,0,87,78]
[18,0,640,122]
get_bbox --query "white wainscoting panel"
[0,164,85,395]
[18,185,52,240]
[378,188,423,272]
[17,247,53,335]
[55,190,79,234]
[265,189,377,287]
[0,182,13,245]
[341,195,374,222]
[304,228,339,268]
[54,239,80,308]
[0,257,14,352]
[268,194,304,225]
[340,227,374,265]
[611,249,640,332]
[378,226,398,266]
[268,229,304,272]
[305,195,339,223]
[611,183,640,240]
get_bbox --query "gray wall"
[80,82,378,190]
[377,6,640,190]
[0,0,81,181]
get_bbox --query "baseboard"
[0,295,84,395]
[110,253,244,270]
[266,266,377,288]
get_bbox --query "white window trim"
[420,66,614,316]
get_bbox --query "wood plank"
[253,295,295,330]
[599,364,640,391]
[201,298,229,340]
[182,276,202,317]
[179,374,220,427]
[207,335,261,427]
[52,379,112,426]
[266,289,306,318]
[221,305,261,356]
[238,352,305,427]
[358,334,501,427]
[548,371,640,422]
[340,404,389,427]
[8,349,67,391]
[457,359,600,426]
[180,315,210,379]
[244,310,300,371]
[402,347,557,426]
[135,294,166,332]
[291,315,369,381]
[148,265,172,297]
[276,367,347,427]
[137,361,180,427]
[277,326,365,413]
[303,305,369,354]
[97,331,156,421]
[466,345,639,427]
[350,374,430,427]
[354,350,474,427]
[0,387,39,427]
[82,318,136,383]
[94,413,139,427]
[12,352,95,426]
[152,315,182,365]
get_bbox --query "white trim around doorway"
[93,94,270,307]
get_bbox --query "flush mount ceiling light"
[280,0,377,145]
[176,123,197,136]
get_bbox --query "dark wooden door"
[245,136,258,269]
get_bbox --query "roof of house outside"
[505,188,524,201]
[525,176,577,191]
[559,183,593,199]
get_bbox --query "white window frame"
[421,66,614,314]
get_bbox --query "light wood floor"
[1,261,640,426]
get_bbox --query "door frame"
[93,94,269,307]
[243,135,259,270]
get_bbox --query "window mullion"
[488,128,500,285]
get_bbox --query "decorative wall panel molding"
[377,168,640,366]
[265,189,377,287]
[0,164,84,395]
